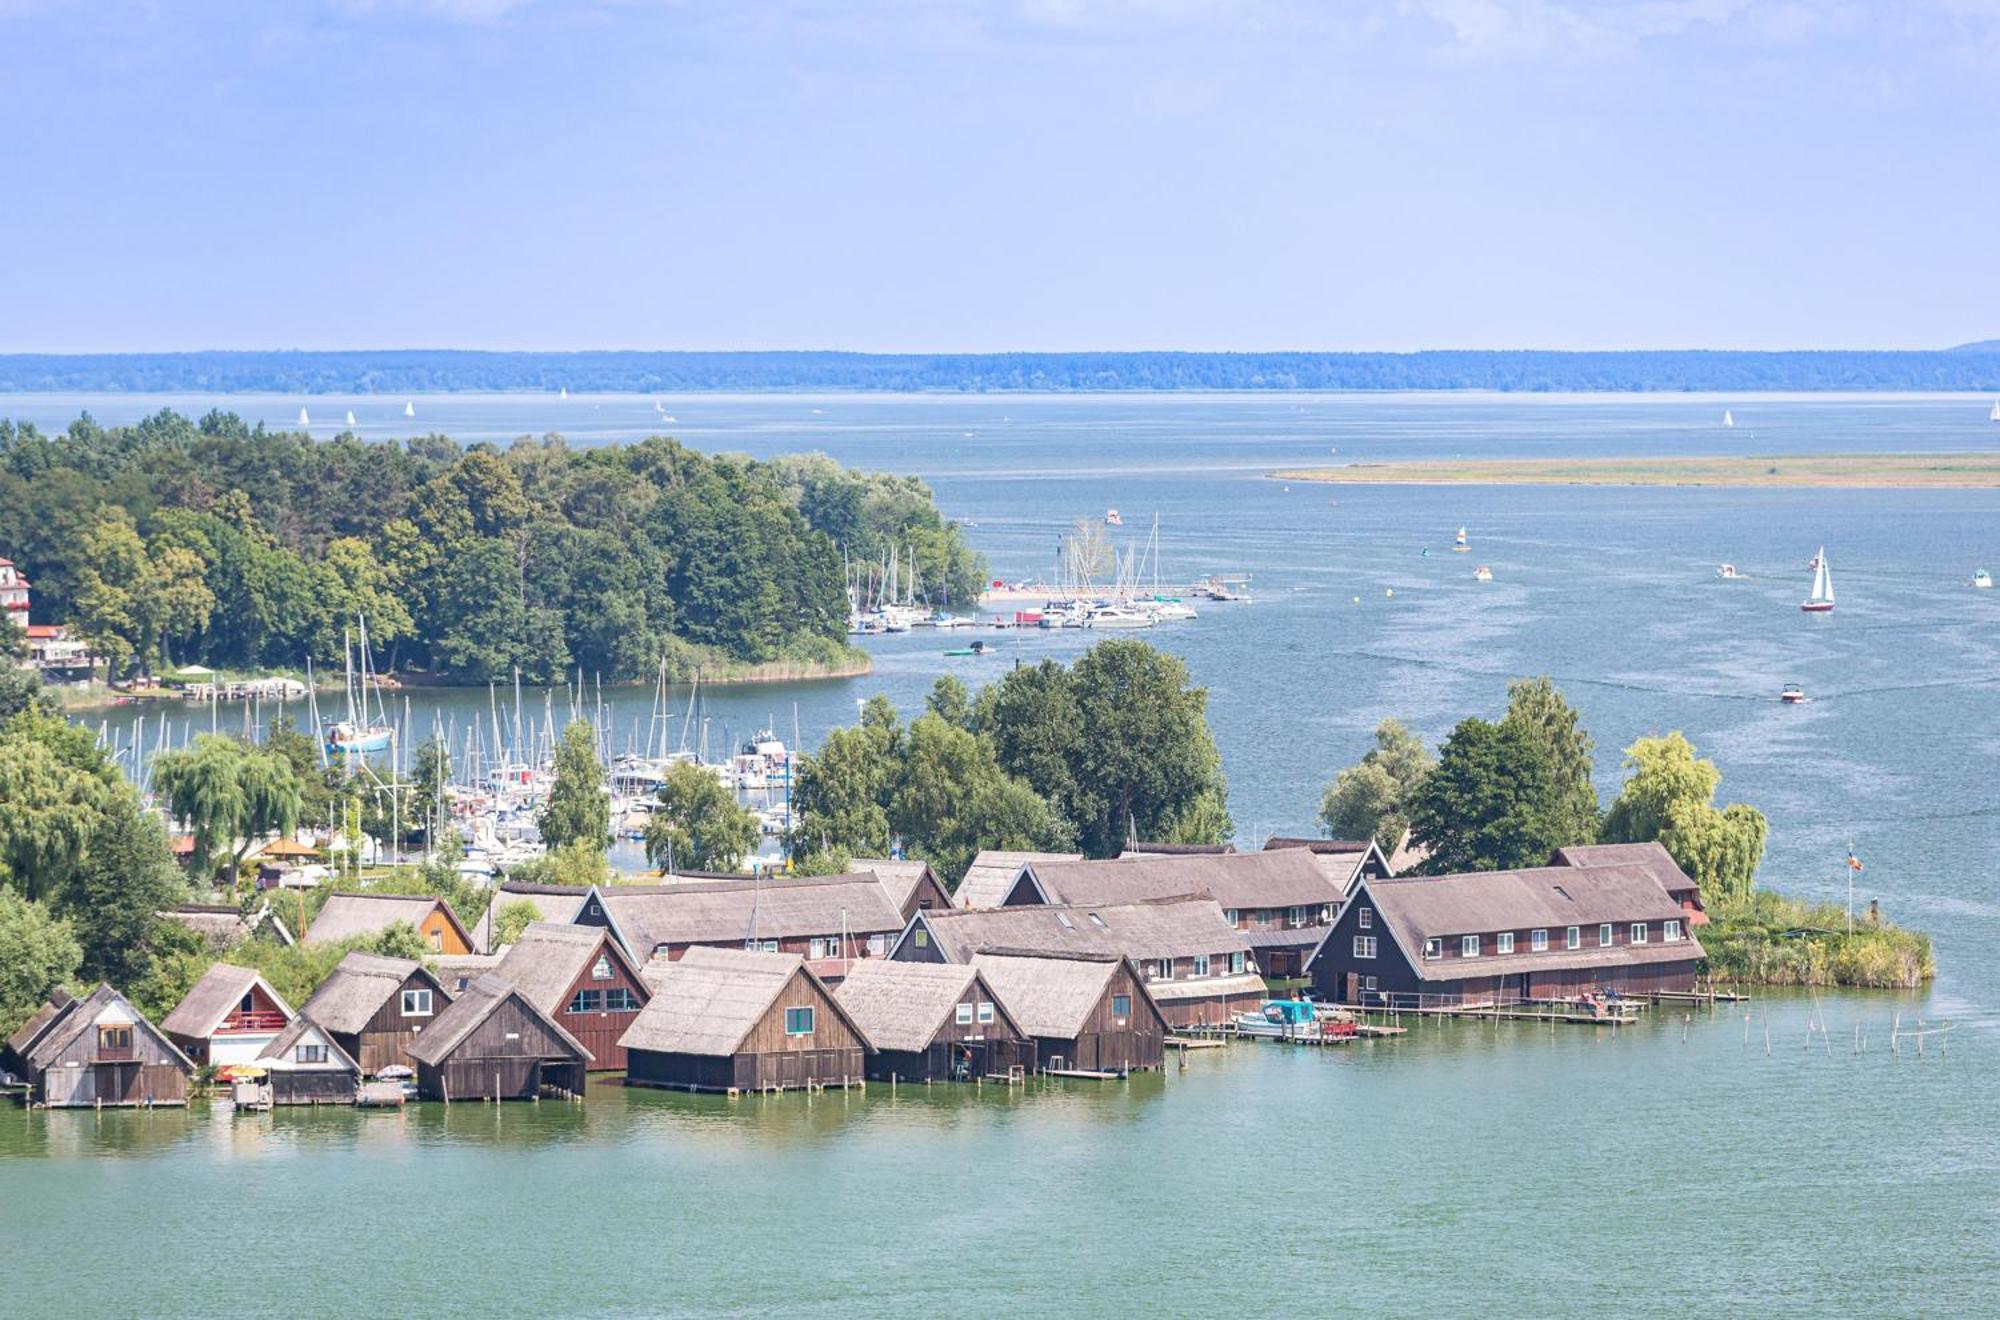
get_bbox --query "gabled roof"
[20,985,193,1072]
[305,892,472,949]
[432,954,503,995]
[623,947,865,1057]
[6,988,74,1061]
[407,973,591,1066]
[907,896,1248,964]
[1118,842,1237,858]
[969,952,1154,1039]
[300,952,446,1035]
[257,1016,360,1073]
[1262,836,1385,888]
[1551,842,1702,900]
[483,881,591,939]
[955,851,1082,909]
[158,903,296,951]
[1023,850,1343,911]
[160,963,295,1040]
[846,858,942,912]
[590,873,904,955]
[832,961,1024,1053]
[492,923,643,1015]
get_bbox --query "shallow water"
[8,391,1999,1314]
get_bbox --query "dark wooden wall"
[345,969,453,1076]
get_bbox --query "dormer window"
[1461,935,1479,957]
[1424,938,1442,960]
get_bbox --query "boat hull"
[1800,602,1834,613]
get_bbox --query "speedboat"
[1232,999,1358,1042]
[1473,565,1493,582]
[1717,563,1739,580]
[1975,569,1992,589]
[1083,604,1155,629]
[1781,683,1808,704]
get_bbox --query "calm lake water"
[8,391,1999,1315]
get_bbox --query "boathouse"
[492,923,649,1071]
[832,960,1034,1083]
[298,952,453,1075]
[5,986,194,1108]
[160,963,295,1068]
[968,952,1167,1076]
[475,880,592,951]
[846,858,953,919]
[1306,867,1705,1008]
[576,873,904,972]
[892,896,1262,1028]
[256,1017,361,1104]
[407,973,592,1102]
[305,892,476,956]
[954,850,1083,909]
[1550,842,1709,925]
[621,948,869,1093]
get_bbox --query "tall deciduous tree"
[1320,719,1434,848]
[0,890,82,1036]
[1499,677,1600,846]
[788,709,902,859]
[1407,717,1567,874]
[538,720,609,853]
[1603,731,1768,907]
[1069,640,1230,855]
[151,734,302,882]
[888,714,1062,885]
[647,759,759,873]
[0,719,112,902]
[72,508,215,676]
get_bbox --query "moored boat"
[1717,563,1739,579]
[1975,568,1992,589]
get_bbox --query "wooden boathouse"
[833,960,1034,1083]
[492,923,649,1071]
[256,1017,362,1104]
[968,952,1168,1076]
[5,986,194,1108]
[160,963,295,1068]
[622,948,869,1094]
[407,974,592,1102]
[298,952,453,1076]
[304,892,477,956]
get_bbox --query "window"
[1353,936,1377,959]
[810,936,842,959]
[1087,913,1107,928]
[1193,954,1211,977]
[1224,909,1241,927]
[867,934,887,957]
[914,928,929,948]
[956,1002,975,1025]
[759,940,779,954]
[1665,920,1683,943]
[1631,923,1649,945]
[428,928,444,952]
[976,1001,995,1024]
[604,988,639,1012]
[401,989,434,1017]
[239,993,255,1013]
[1566,926,1580,950]
[1599,923,1614,947]
[1229,951,1246,975]
[1461,935,1480,957]
[1497,933,1515,954]
[1357,907,1373,929]
[1424,938,1442,960]
[1288,906,1308,928]
[653,943,673,959]
[296,1043,327,1064]
[591,956,613,981]
[1055,912,1074,930]
[1320,905,1335,924]
[98,1025,133,1052]
[784,1006,815,1036]
[1111,994,1132,1019]
[1530,929,1548,952]
[588,901,602,917]
[568,989,605,1014]
[1154,959,1174,981]
[1362,975,1377,992]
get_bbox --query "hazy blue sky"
[2,1,1995,353]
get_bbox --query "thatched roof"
[257,1016,360,1073]
[432,954,503,995]
[18,985,193,1072]
[1260,837,1376,890]
[1118,842,1236,858]
[623,948,859,1057]
[954,851,1082,910]
[300,952,444,1034]
[492,924,641,1015]
[479,881,590,949]
[912,896,1249,964]
[1024,850,1343,911]
[846,859,940,914]
[158,903,294,951]
[594,873,903,956]
[305,892,472,949]
[6,988,74,1061]
[832,961,1021,1053]
[968,953,1131,1039]
[1551,842,1702,902]
[160,963,294,1040]
[407,973,590,1066]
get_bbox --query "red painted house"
[492,923,650,1071]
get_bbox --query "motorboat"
[1083,604,1155,629]
[1232,999,1358,1042]
[1473,565,1493,582]
[1717,563,1740,580]
[1975,569,1992,589]
[1104,509,1123,526]
[1781,683,1808,704]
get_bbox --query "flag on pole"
[1847,852,1864,872]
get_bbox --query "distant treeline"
[3,348,1999,394]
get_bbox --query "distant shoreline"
[1272,453,2000,489]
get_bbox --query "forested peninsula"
[3,347,1999,394]
[0,411,981,683]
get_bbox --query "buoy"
[1351,596,1360,604]
[1385,588,1394,598]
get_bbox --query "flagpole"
[1846,842,1854,936]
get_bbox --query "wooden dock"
[1165,1035,1229,1050]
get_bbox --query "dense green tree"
[1407,717,1568,873]
[63,791,187,989]
[72,508,215,675]
[504,839,616,889]
[1068,640,1230,854]
[0,890,82,1035]
[539,720,609,853]
[888,714,1061,884]
[788,717,900,860]
[1499,677,1600,846]
[647,759,760,873]
[410,736,452,844]
[1603,732,1769,906]
[976,659,1091,831]
[924,675,974,730]
[151,734,302,882]
[1320,719,1434,848]
[0,719,112,902]
[491,898,541,949]
[0,613,53,720]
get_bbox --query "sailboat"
[1801,547,1835,613]
[1990,400,2000,422]
[324,620,397,758]
[1452,526,1469,552]
[1723,409,1735,429]
[404,401,416,418]
[345,410,357,427]
[297,407,311,427]
[559,386,569,399]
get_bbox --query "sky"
[1,0,1996,354]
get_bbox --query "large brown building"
[407,973,592,1102]
[297,952,453,1075]
[305,893,476,956]
[968,953,1168,1076]
[574,874,906,976]
[622,948,869,1094]
[832,960,1034,1083]
[492,923,650,1071]
[4,986,193,1108]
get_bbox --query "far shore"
[1272,452,2000,489]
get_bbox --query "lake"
[6,390,1998,1315]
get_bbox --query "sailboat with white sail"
[404,401,416,418]
[298,407,311,427]
[324,619,397,758]
[345,410,357,427]
[1990,401,1999,423]
[1801,547,1835,613]
[1452,526,1469,552]
[1723,409,1735,429]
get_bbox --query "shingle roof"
[406,973,590,1066]
[257,1016,360,1073]
[300,952,442,1035]
[831,961,1021,1053]
[21,985,193,1072]
[1026,850,1344,911]
[914,896,1248,963]
[158,903,295,951]
[846,859,938,913]
[967,953,1131,1039]
[491,924,639,1015]
[595,873,904,955]
[305,892,471,948]
[1551,842,1702,899]
[160,963,294,1040]
[622,948,830,1057]
[955,851,1082,910]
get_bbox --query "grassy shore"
[1273,452,2000,488]
[1701,890,1935,989]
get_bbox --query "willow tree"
[152,734,301,883]
[1320,719,1433,849]
[1603,731,1767,907]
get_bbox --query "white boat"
[345,410,357,427]
[1473,564,1493,582]
[297,407,310,427]
[403,401,416,417]
[1083,604,1155,629]
[1717,563,1740,580]
[1781,683,1808,704]
[1990,401,2000,422]
[1801,546,1835,613]
[1452,526,1469,552]
[559,386,569,399]
[1724,409,1735,429]
[1104,509,1123,526]
[1975,569,1992,589]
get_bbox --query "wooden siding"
[29,1009,190,1108]
[416,997,587,1101]
[336,969,450,1076]
[625,966,869,1093]
[865,1038,1034,1084]
[271,1071,358,1105]
[552,945,648,1072]
[420,909,473,956]
[1037,963,1167,1075]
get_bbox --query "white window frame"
[784,1006,815,1036]
[1461,935,1479,957]
[1599,923,1613,947]
[914,928,929,948]
[1664,920,1682,943]
[1357,907,1373,929]
[759,939,780,954]
[1287,906,1308,928]
[1496,932,1515,954]
[1424,938,1442,960]
[1566,926,1580,950]
[401,989,434,1018]
[867,934,886,956]
[956,1002,974,1025]
[1192,954,1211,977]
[1353,935,1377,960]
[296,1043,327,1065]
[1530,929,1548,952]
[1631,923,1648,945]
[1154,958,1174,981]
[1229,951,1246,975]
[1362,975,1377,992]
[1224,908,1240,927]
[976,1001,995,1024]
